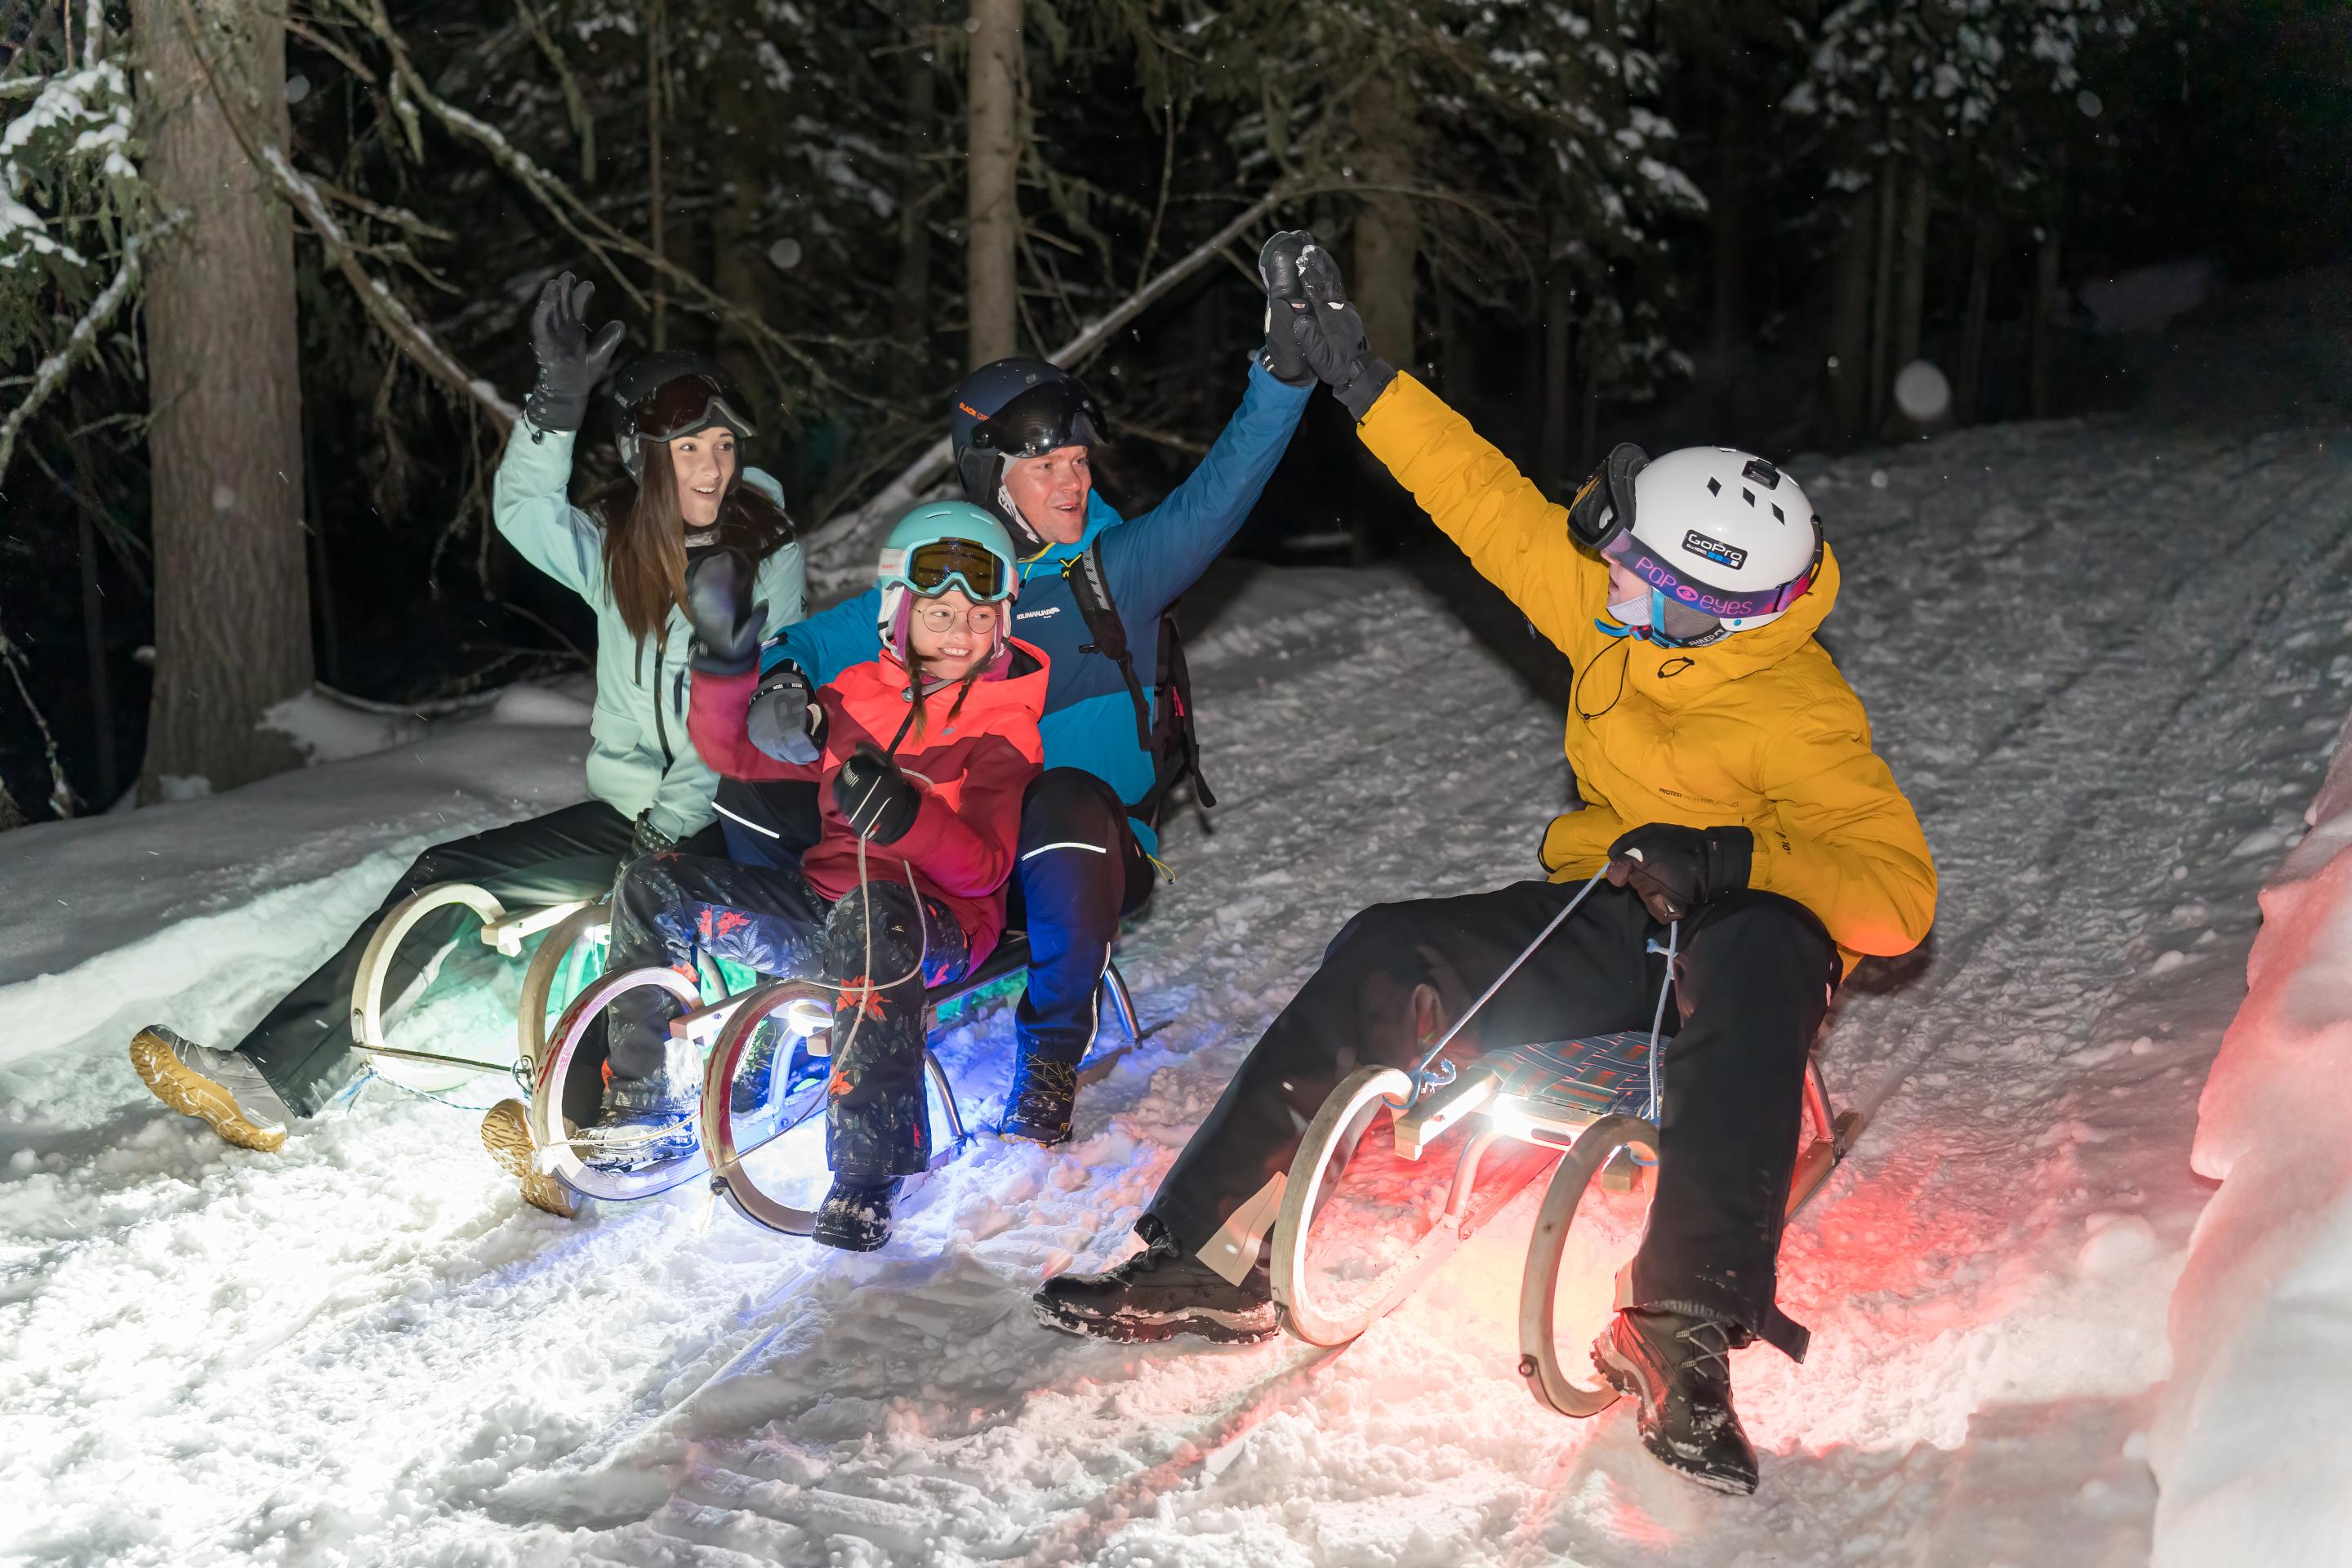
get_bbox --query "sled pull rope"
[1646,920,1678,1120]
[1404,867,1611,1109]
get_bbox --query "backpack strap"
[1134,606,1216,825]
[1061,542,1216,829]
[1061,544,1155,753]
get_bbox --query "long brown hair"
[596,439,795,649]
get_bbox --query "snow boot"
[1031,1218,1278,1345]
[997,1053,1078,1146]
[727,1018,787,1118]
[1591,1307,1760,1496]
[479,1098,578,1218]
[129,1025,292,1152]
[811,1177,900,1252]
[580,1044,702,1172]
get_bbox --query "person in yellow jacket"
[1034,241,1936,1498]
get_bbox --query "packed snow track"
[5,403,2352,1566]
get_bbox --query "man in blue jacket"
[719,235,1318,1143]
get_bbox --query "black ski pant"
[711,768,1153,1069]
[1005,768,1156,1068]
[602,851,969,1182]
[235,800,719,1117]
[1145,880,1838,1357]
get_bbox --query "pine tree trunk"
[1894,163,1930,373]
[1957,212,1998,425]
[964,0,1021,368]
[894,0,939,399]
[1351,69,1419,375]
[1709,80,1745,429]
[131,0,310,800]
[706,52,770,407]
[646,0,668,350]
[1868,157,1899,435]
[1539,216,1575,496]
[1828,190,1873,451]
[2030,225,2062,418]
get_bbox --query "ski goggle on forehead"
[1599,525,1824,621]
[966,380,1102,461]
[632,373,756,444]
[885,539,1014,603]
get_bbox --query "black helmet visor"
[968,378,1101,461]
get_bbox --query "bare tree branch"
[809,184,1304,580]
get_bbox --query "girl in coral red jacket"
[585,502,1045,1251]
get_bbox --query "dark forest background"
[2,0,2346,825]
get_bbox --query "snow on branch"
[331,0,878,412]
[258,146,519,431]
[0,224,145,492]
[157,0,516,432]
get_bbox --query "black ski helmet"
[951,358,1102,546]
[611,350,756,483]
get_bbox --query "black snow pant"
[602,850,970,1183]
[236,800,719,1117]
[1005,768,1157,1068]
[711,768,1152,1070]
[1145,880,1838,1358]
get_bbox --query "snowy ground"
[7,381,2352,1565]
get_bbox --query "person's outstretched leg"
[577,849,832,1169]
[132,800,646,1150]
[814,880,969,1250]
[1036,880,1656,1343]
[1000,768,1154,1144]
[1594,889,1838,1497]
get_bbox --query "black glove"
[746,661,823,764]
[684,548,766,675]
[524,271,626,432]
[832,743,921,844]
[1256,229,1316,386]
[1606,823,1754,924]
[1290,242,1396,421]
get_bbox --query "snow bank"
[2151,703,2352,1564]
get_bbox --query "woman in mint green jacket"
[129,274,806,1154]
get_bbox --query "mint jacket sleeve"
[492,417,606,597]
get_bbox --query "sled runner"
[1266,872,1862,1420]
[523,929,1138,1221]
[348,883,606,1094]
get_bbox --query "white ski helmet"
[1567,443,1824,646]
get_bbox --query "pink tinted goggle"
[1601,528,1821,621]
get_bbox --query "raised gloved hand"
[524,271,626,432]
[684,548,767,675]
[1256,229,1316,387]
[746,660,824,764]
[1290,242,1396,421]
[1606,823,1754,924]
[832,743,921,844]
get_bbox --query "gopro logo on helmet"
[1682,530,1747,570]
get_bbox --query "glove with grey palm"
[746,661,824,765]
[1289,243,1396,421]
[524,271,626,432]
